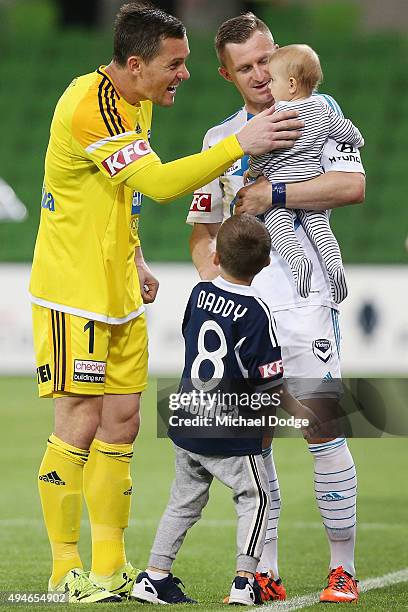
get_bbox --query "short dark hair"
[113,1,186,66]
[215,12,272,66]
[216,215,271,280]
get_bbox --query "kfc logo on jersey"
[102,139,151,177]
[259,360,284,379]
[190,193,212,212]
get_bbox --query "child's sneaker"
[228,576,261,605]
[131,571,196,604]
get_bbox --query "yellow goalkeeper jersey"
[30,67,157,323]
[30,66,244,323]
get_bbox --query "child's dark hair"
[216,215,271,279]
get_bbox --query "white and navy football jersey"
[186,95,365,313]
[169,277,283,456]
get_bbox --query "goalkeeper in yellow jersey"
[30,1,303,603]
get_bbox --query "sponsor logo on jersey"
[259,360,284,379]
[190,193,212,212]
[312,339,332,363]
[73,359,106,384]
[102,139,151,177]
[336,143,357,154]
[41,188,55,212]
[132,191,143,215]
[37,363,52,384]
[224,159,242,176]
[130,216,139,237]
[328,143,361,164]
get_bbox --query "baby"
[248,44,364,303]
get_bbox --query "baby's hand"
[243,170,258,185]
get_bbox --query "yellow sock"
[83,439,133,576]
[38,434,89,585]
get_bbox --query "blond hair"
[270,44,323,94]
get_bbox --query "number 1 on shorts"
[84,320,95,354]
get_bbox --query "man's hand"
[235,176,272,216]
[235,172,366,215]
[137,261,159,303]
[135,250,159,304]
[236,106,303,156]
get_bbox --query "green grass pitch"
[0,377,407,610]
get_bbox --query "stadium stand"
[0,1,407,263]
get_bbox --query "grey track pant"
[149,445,269,574]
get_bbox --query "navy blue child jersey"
[169,276,284,456]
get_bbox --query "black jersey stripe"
[60,313,66,392]
[55,311,61,391]
[97,76,115,137]
[96,67,120,98]
[110,87,125,133]
[50,310,58,391]
[96,69,127,137]
[103,81,121,135]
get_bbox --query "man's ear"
[127,55,143,76]
[218,66,233,83]
[213,251,220,266]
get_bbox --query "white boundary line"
[250,568,408,611]
[0,518,404,530]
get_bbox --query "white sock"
[257,446,280,578]
[309,437,357,576]
[147,570,169,581]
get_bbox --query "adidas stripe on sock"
[309,437,357,576]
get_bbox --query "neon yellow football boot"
[90,562,141,600]
[48,568,121,603]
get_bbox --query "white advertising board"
[0,264,407,376]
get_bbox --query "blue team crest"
[132,191,143,215]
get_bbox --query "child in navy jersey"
[132,216,305,605]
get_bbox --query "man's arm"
[125,108,303,204]
[234,172,365,215]
[189,223,221,280]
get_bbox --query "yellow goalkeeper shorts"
[32,304,148,398]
